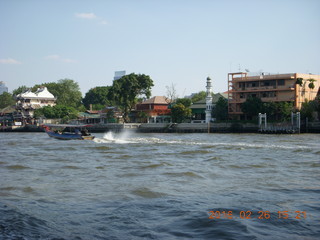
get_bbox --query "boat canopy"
[43,124,92,128]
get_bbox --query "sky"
[1,0,320,98]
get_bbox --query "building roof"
[0,105,16,114]
[17,89,37,98]
[17,87,56,99]
[34,87,55,99]
[140,96,170,105]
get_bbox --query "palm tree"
[308,78,316,100]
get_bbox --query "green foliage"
[33,79,82,108]
[276,102,294,120]
[83,86,112,110]
[262,101,294,121]
[307,78,316,89]
[176,98,192,108]
[77,105,87,112]
[300,99,319,121]
[212,97,228,121]
[12,86,29,96]
[296,78,303,86]
[109,73,154,122]
[191,91,206,103]
[34,104,78,121]
[171,103,191,123]
[262,102,277,119]
[0,92,16,108]
[241,96,264,119]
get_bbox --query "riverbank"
[1,122,320,133]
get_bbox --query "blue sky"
[1,0,319,97]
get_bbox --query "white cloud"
[75,12,108,26]
[100,20,108,25]
[0,58,21,64]
[45,54,77,63]
[75,12,97,19]
[62,58,77,63]
[45,54,60,60]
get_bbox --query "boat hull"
[46,131,95,140]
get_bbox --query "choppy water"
[0,132,319,239]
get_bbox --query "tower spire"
[205,76,213,123]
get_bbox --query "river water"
[0,132,319,239]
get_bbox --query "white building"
[0,81,8,94]
[205,76,213,123]
[16,87,56,117]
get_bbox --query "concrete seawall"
[137,123,259,133]
[1,122,319,133]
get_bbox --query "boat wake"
[94,131,131,144]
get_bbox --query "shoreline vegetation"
[1,122,320,133]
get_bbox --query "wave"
[92,132,317,153]
[6,165,30,170]
[131,187,168,198]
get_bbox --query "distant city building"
[0,81,8,94]
[15,87,56,118]
[227,72,320,120]
[114,71,126,80]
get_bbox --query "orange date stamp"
[208,210,307,220]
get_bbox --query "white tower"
[205,76,213,123]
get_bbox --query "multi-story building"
[228,72,320,120]
[15,87,56,118]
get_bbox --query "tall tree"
[0,92,15,108]
[34,105,78,122]
[176,98,192,108]
[241,96,264,119]
[212,97,228,121]
[109,73,154,122]
[171,103,191,123]
[33,79,82,108]
[83,86,112,110]
[276,102,294,121]
[191,91,206,103]
[12,86,29,96]
[166,83,178,103]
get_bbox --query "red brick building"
[134,96,171,123]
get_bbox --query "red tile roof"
[141,96,170,105]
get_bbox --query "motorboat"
[42,124,95,140]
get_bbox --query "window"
[278,79,285,85]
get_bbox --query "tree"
[212,97,228,121]
[300,98,319,121]
[83,86,112,110]
[34,105,78,122]
[12,86,29,96]
[171,103,191,123]
[191,91,206,103]
[296,78,303,86]
[276,102,294,121]
[0,92,15,108]
[241,96,264,119]
[108,73,154,122]
[33,79,82,108]
[165,83,178,103]
[308,78,316,90]
[176,98,192,108]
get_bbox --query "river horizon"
[1,132,319,239]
